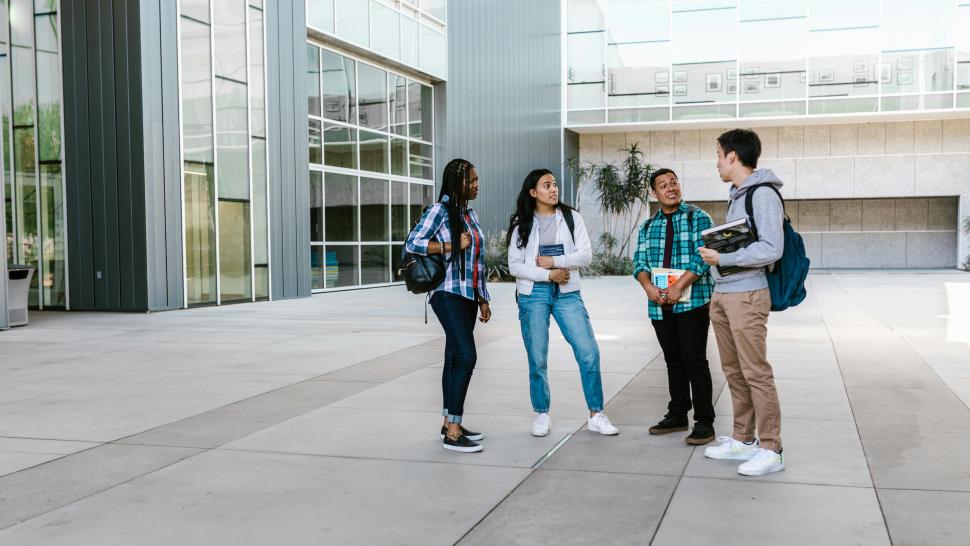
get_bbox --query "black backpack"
[398,205,446,295]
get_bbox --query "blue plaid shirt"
[632,202,714,320]
[405,196,490,302]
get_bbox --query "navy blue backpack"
[744,183,810,312]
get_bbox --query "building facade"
[0,0,449,327]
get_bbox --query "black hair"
[717,128,762,169]
[506,169,576,249]
[438,158,475,272]
[648,168,678,190]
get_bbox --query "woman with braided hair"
[405,158,491,453]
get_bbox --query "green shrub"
[485,231,513,282]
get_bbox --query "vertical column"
[959,194,970,270]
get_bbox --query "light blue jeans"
[518,282,604,413]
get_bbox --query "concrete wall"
[578,120,970,268]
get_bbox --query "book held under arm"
[701,218,756,277]
[651,268,691,303]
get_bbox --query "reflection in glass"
[325,172,358,242]
[361,178,389,241]
[215,77,249,200]
[567,32,606,85]
[391,181,408,240]
[218,200,252,302]
[568,83,605,110]
[184,162,217,305]
[371,0,400,60]
[35,22,60,163]
[181,0,210,23]
[408,81,432,141]
[409,141,433,180]
[311,245,325,290]
[322,50,356,123]
[361,245,390,284]
[608,41,671,108]
[324,246,359,288]
[422,0,447,22]
[808,26,879,98]
[324,123,357,169]
[390,138,407,176]
[255,264,268,300]
[40,164,64,306]
[213,0,247,82]
[958,5,970,91]
[358,63,388,131]
[336,0,369,47]
[402,15,419,66]
[307,0,334,33]
[881,49,954,95]
[671,7,736,105]
[308,119,322,164]
[181,18,214,163]
[420,24,447,77]
[409,183,434,226]
[307,44,321,117]
[251,138,268,265]
[389,75,408,136]
[310,170,323,241]
[567,0,605,33]
[391,244,404,281]
[360,130,388,173]
[13,127,37,304]
[1,51,12,265]
[739,16,806,103]
[249,6,265,137]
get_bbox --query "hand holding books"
[699,218,756,276]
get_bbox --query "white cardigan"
[507,208,593,296]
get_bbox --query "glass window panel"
[325,172,358,242]
[0,2,7,42]
[361,178,389,241]
[408,81,432,141]
[672,7,736,65]
[608,41,671,108]
[336,0,369,47]
[409,141,432,180]
[13,126,37,303]
[958,6,970,91]
[739,101,806,117]
[184,162,217,305]
[567,0,605,33]
[310,170,323,241]
[218,200,252,302]
[308,0,334,33]
[212,0,247,81]
[249,7,265,137]
[566,109,605,124]
[959,93,970,108]
[420,24,447,78]
[882,93,953,111]
[309,119,322,164]
[35,49,61,162]
[671,103,736,120]
[10,0,33,46]
[181,0,210,23]
[607,0,667,44]
[671,60,735,105]
[882,49,954,94]
[361,245,389,284]
[740,0,805,20]
[808,27,879,98]
[322,50,356,123]
[391,181,408,240]
[324,245,359,288]
[307,44,321,117]
[807,96,877,114]
[389,75,408,136]
[311,245,325,290]
[359,130,388,173]
[607,107,669,123]
[34,13,56,51]
[391,243,404,282]
[254,264,268,300]
[401,16,419,66]
[422,0,446,22]
[248,0,263,8]
[740,17,807,102]
[390,137,407,176]
[38,171,63,308]
[809,0,878,30]
[371,1,401,60]
[215,78,249,200]
[567,32,605,84]
[883,0,953,51]
[324,123,357,169]
[181,18,213,164]
[251,138,268,264]
[358,63,388,130]
[568,83,606,109]
[409,183,434,226]
[12,46,35,126]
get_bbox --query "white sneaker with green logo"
[738,448,786,476]
[703,436,759,460]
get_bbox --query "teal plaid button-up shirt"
[632,202,714,320]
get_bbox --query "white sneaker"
[738,448,785,476]
[587,413,619,435]
[703,436,759,460]
[532,413,551,437]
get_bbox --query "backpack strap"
[743,183,784,239]
[562,207,576,243]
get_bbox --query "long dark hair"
[438,158,475,272]
[506,168,575,249]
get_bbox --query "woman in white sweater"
[506,169,619,438]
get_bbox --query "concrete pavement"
[0,272,968,545]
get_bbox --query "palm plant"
[593,143,651,257]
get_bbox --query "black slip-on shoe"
[685,423,716,445]
[648,414,689,435]
[442,434,483,453]
[440,425,484,441]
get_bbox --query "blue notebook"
[538,244,564,257]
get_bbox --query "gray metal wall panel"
[446,0,563,235]
[266,1,310,300]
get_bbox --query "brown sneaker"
[648,414,689,435]
[685,423,715,445]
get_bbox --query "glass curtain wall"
[307,42,434,291]
[179,0,269,306]
[567,0,968,125]
[306,0,447,79]
[1,0,66,309]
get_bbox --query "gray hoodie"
[711,169,785,293]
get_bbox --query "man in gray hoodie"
[698,129,786,477]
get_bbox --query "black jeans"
[430,291,478,423]
[650,304,715,425]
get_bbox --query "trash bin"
[7,265,34,327]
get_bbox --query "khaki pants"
[710,288,782,451]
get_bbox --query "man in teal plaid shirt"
[633,168,717,446]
